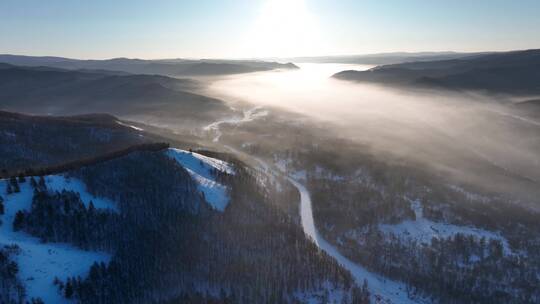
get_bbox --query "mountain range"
[0,63,230,125]
[287,51,487,65]
[0,54,299,77]
[333,49,540,95]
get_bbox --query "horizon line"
[1,47,539,61]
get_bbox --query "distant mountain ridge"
[333,49,540,95]
[287,51,488,65]
[0,54,299,76]
[0,63,230,124]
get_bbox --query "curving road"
[288,178,421,304]
[206,110,424,304]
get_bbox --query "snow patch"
[291,170,307,181]
[292,281,348,304]
[204,106,268,142]
[379,200,511,254]
[166,148,234,212]
[2,131,17,138]
[274,158,347,182]
[274,158,291,173]
[117,120,144,131]
[0,178,112,303]
[447,185,490,203]
[44,175,118,212]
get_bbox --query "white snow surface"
[293,281,348,304]
[379,200,511,254]
[166,148,234,212]
[116,120,144,131]
[291,170,307,181]
[43,175,118,212]
[0,177,112,304]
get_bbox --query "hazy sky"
[1,0,539,59]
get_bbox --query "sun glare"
[241,0,321,58]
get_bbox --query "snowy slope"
[379,200,511,254]
[166,148,234,212]
[43,175,118,211]
[0,176,113,303]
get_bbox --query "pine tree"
[38,176,46,189]
[13,211,25,231]
[88,201,96,213]
[64,280,74,298]
[30,177,37,189]
[6,261,18,277]
[361,279,370,303]
[341,292,350,304]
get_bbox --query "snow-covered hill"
[166,148,234,211]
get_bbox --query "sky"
[1,0,539,59]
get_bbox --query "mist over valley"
[1,1,540,303]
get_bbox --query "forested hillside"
[0,111,367,303]
[0,111,153,175]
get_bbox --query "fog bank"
[205,63,540,199]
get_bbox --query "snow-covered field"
[0,176,113,303]
[166,148,234,212]
[379,200,511,254]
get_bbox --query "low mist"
[204,63,540,200]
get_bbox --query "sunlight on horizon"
[240,0,324,58]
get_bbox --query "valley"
[191,59,540,303]
[3,2,540,303]
[1,51,540,304]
